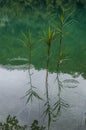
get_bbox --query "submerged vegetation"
[20,6,79,130]
[20,32,42,103]
[0,1,86,130]
[42,27,55,130]
[0,115,45,130]
[52,6,80,120]
[53,6,74,116]
[30,120,46,130]
[0,115,26,130]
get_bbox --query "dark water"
[0,66,86,130]
[0,10,86,78]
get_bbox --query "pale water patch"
[0,66,86,130]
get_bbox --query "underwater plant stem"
[55,20,63,115]
[28,47,33,101]
[45,40,52,130]
[28,45,32,70]
[56,24,63,72]
[57,74,61,108]
[46,44,50,101]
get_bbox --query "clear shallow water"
[0,66,86,130]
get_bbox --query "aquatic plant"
[53,6,79,118]
[53,75,69,119]
[20,32,42,103]
[41,26,55,130]
[53,6,68,117]
[0,115,46,130]
[30,120,46,130]
[0,115,26,130]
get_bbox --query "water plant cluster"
[0,115,26,130]
[0,115,45,130]
[0,3,83,130]
[17,6,79,130]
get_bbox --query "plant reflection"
[53,6,79,120]
[42,26,55,130]
[20,31,42,103]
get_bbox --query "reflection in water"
[0,66,86,130]
[53,74,69,118]
[52,7,79,123]
[19,32,42,104]
[43,27,55,130]
[25,65,42,103]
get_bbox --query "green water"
[0,9,86,78]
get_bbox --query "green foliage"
[20,32,34,51]
[0,116,46,130]
[30,120,45,130]
[19,31,34,66]
[0,115,26,130]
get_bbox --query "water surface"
[0,66,86,130]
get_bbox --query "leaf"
[53,103,60,111]
[25,88,32,95]
[63,19,75,28]
[56,26,62,33]
[48,112,51,130]
[63,9,75,24]
[43,107,49,116]
[32,90,43,100]
[60,14,64,24]
[60,100,69,108]
[21,32,28,41]
[48,26,51,39]
[18,39,27,48]
[26,93,33,103]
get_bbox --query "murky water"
[0,65,86,130]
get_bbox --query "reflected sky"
[0,66,86,130]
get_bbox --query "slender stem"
[55,14,63,115]
[45,40,51,130]
[28,45,32,84]
[46,44,50,101]
[56,23,63,72]
[57,74,61,110]
[28,44,33,102]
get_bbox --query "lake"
[0,10,86,79]
[0,7,86,130]
[0,65,86,130]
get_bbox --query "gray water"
[0,65,86,130]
